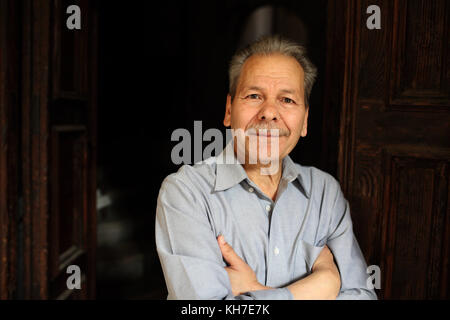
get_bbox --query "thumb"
[217,235,244,267]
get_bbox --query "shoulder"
[160,157,218,194]
[292,163,349,226]
[293,163,343,198]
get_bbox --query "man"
[156,36,377,300]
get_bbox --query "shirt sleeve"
[230,287,293,300]
[325,181,378,300]
[155,172,293,300]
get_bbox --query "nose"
[257,100,279,121]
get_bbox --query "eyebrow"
[243,86,297,95]
[280,89,297,95]
[243,86,263,92]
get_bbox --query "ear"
[223,94,232,127]
[300,108,309,137]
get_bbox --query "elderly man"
[156,36,377,300]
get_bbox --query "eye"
[282,97,296,104]
[246,94,261,100]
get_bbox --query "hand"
[217,235,269,296]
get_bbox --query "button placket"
[265,201,278,285]
[274,246,280,256]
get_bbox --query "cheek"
[282,111,306,136]
[231,105,258,128]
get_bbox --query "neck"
[242,160,283,201]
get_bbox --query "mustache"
[245,123,290,137]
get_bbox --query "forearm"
[225,287,294,300]
[286,266,341,300]
[252,245,341,300]
[252,266,340,300]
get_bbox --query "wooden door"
[0,0,98,299]
[46,0,97,300]
[0,0,21,300]
[331,0,450,299]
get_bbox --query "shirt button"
[248,187,254,193]
[265,204,271,212]
[274,247,280,256]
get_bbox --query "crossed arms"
[156,174,377,300]
[217,235,341,299]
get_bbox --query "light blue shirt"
[155,141,377,300]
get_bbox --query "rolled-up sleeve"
[325,182,378,300]
[232,288,293,300]
[155,173,292,300]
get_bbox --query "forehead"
[238,54,304,90]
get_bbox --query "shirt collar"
[214,140,248,191]
[214,140,311,198]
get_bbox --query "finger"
[217,235,245,267]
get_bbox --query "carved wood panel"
[356,0,392,102]
[46,0,97,299]
[390,0,450,108]
[49,126,88,299]
[52,0,90,99]
[15,0,97,299]
[336,0,450,299]
[351,145,383,268]
[381,149,449,299]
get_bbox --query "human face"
[223,54,309,164]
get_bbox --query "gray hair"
[228,35,317,107]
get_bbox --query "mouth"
[246,130,282,138]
